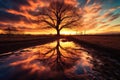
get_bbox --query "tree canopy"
[34,0,81,35]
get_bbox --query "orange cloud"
[64,0,78,6]
[0,0,120,35]
[86,0,91,5]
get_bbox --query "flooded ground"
[0,38,120,80]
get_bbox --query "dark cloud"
[0,0,33,24]
[108,14,120,21]
[0,23,18,32]
[0,0,120,34]
[0,0,30,11]
[17,26,34,30]
[0,10,28,23]
[0,24,32,31]
[0,24,8,29]
[4,27,19,32]
[10,0,30,6]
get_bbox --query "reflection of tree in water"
[35,38,90,72]
[4,38,93,80]
[1,39,120,80]
[18,38,120,80]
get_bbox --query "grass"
[72,35,120,50]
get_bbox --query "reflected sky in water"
[0,38,120,80]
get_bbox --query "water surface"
[0,38,120,80]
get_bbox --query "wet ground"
[0,38,120,80]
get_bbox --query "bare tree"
[35,0,81,36]
[35,38,89,72]
[4,25,18,35]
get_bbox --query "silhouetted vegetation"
[35,39,87,71]
[34,0,81,36]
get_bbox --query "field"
[0,34,55,42]
[72,35,120,51]
[0,34,120,54]
[0,34,57,54]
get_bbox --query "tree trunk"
[57,29,60,36]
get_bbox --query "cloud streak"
[0,0,120,34]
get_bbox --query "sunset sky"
[0,0,120,35]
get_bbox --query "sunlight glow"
[0,0,120,35]
[0,30,5,34]
[60,29,77,35]
[60,31,76,35]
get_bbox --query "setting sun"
[60,31,77,35]
[60,29,77,35]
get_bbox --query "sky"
[0,0,120,35]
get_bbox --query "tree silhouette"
[4,25,18,35]
[35,38,89,72]
[35,0,81,36]
[7,38,92,80]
